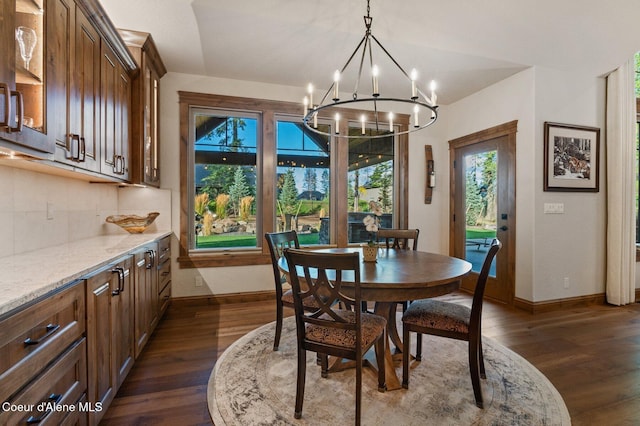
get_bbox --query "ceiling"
[101,0,640,105]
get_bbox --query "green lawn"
[196,232,319,249]
[465,227,496,240]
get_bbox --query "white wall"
[161,67,616,302]
[440,67,607,302]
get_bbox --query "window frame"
[178,91,409,268]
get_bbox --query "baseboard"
[171,290,276,307]
[513,293,606,314]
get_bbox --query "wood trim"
[178,91,411,267]
[449,120,518,305]
[171,290,276,307]
[448,120,518,149]
[513,293,607,314]
[78,0,137,73]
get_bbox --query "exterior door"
[449,121,516,304]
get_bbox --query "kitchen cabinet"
[51,0,101,172]
[120,30,167,187]
[132,243,158,358]
[0,0,53,156]
[85,255,133,425]
[100,40,131,180]
[157,235,172,317]
[0,281,86,425]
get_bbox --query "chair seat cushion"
[402,299,470,334]
[282,289,322,309]
[306,310,386,349]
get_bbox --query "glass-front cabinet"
[0,0,51,155]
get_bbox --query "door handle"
[499,226,508,231]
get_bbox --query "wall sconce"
[425,145,434,204]
[427,159,435,188]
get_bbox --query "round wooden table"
[278,246,472,390]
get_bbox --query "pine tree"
[279,169,299,215]
[228,167,250,217]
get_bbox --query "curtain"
[605,57,637,306]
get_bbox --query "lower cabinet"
[132,243,158,358]
[85,255,134,425]
[0,281,86,425]
[0,235,170,424]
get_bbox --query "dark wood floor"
[100,294,640,425]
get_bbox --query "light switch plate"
[544,203,564,214]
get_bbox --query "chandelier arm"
[369,33,413,82]
[318,34,369,107]
[353,35,370,100]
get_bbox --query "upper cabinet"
[119,29,167,187]
[1,0,139,183]
[0,0,52,156]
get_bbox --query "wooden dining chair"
[265,231,320,351]
[376,228,420,315]
[377,228,419,250]
[283,248,387,425]
[401,239,501,408]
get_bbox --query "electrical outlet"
[195,276,204,287]
[563,277,570,289]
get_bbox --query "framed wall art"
[543,122,600,192]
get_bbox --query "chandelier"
[302,0,438,139]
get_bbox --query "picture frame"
[543,122,600,192]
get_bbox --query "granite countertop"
[0,231,172,317]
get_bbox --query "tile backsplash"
[0,164,171,257]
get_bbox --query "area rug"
[208,316,570,425]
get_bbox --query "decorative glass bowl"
[106,212,160,234]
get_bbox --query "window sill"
[178,251,271,268]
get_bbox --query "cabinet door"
[112,257,134,389]
[101,42,130,180]
[133,244,157,358]
[0,0,51,154]
[143,59,160,186]
[86,266,118,425]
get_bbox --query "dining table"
[278,246,472,390]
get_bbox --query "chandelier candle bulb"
[414,105,420,127]
[335,113,340,134]
[372,65,379,96]
[388,112,394,130]
[411,69,418,99]
[313,110,318,128]
[303,96,309,115]
[361,115,366,134]
[333,70,340,101]
[307,83,314,108]
[430,80,437,105]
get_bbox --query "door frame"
[449,120,517,305]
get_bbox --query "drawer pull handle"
[26,393,62,424]
[24,324,60,346]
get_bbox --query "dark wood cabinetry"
[51,0,101,172]
[0,282,86,425]
[132,243,158,358]
[0,0,53,156]
[85,255,133,425]
[120,30,167,187]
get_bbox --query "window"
[178,92,410,267]
[276,118,331,245]
[347,125,397,244]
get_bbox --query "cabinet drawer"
[158,258,171,290]
[157,236,171,263]
[159,281,171,317]
[0,283,85,403]
[0,338,87,426]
